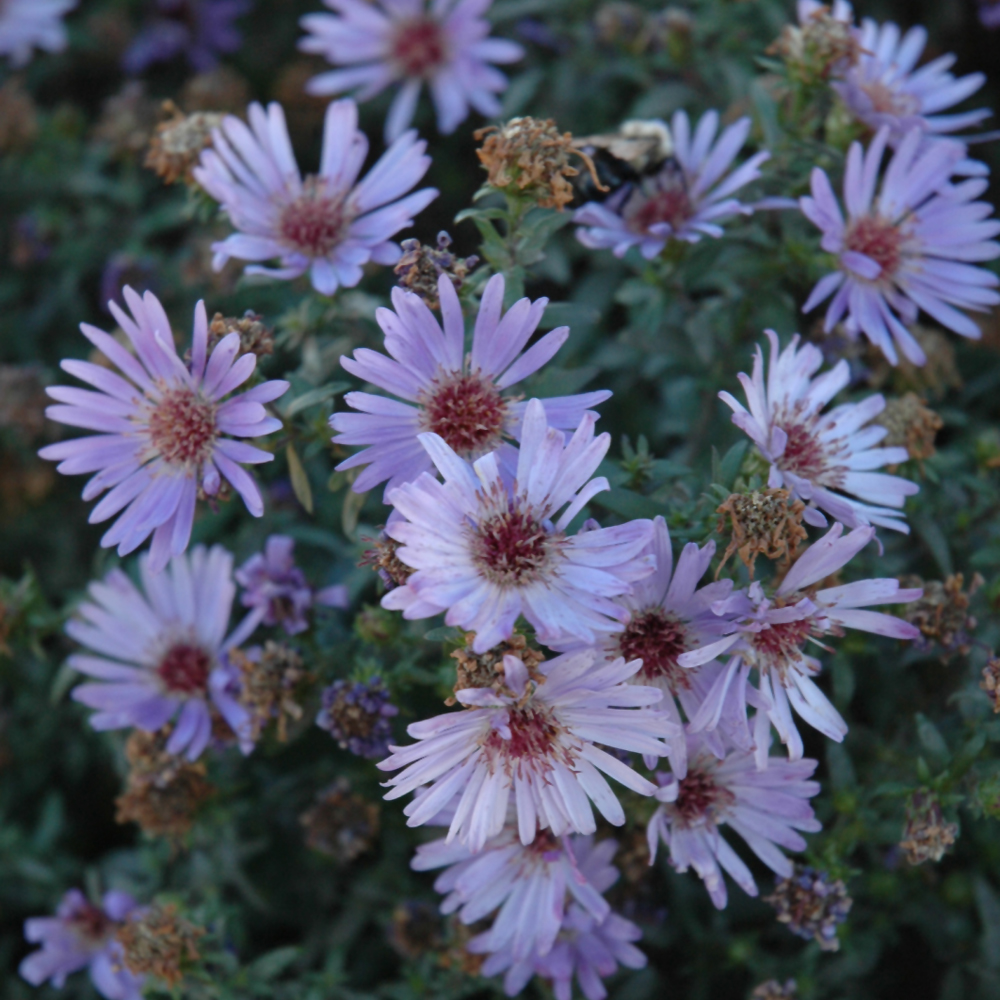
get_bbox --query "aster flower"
[193,100,437,296]
[719,330,918,532]
[551,516,747,776]
[800,128,1000,365]
[0,0,75,67]
[19,890,144,1000]
[123,0,249,76]
[378,647,676,852]
[414,825,616,963]
[317,676,398,759]
[236,534,348,635]
[832,17,989,145]
[682,523,922,764]
[331,272,611,498]
[381,398,655,652]
[483,903,647,1000]
[68,545,260,761]
[573,110,770,260]
[38,288,288,573]
[299,0,524,143]
[646,734,821,909]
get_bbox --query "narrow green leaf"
[283,381,350,418]
[286,444,314,515]
[591,488,664,520]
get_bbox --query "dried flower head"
[764,865,852,951]
[389,902,441,959]
[360,530,413,589]
[436,917,487,977]
[716,488,807,579]
[594,3,647,49]
[475,117,605,211]
[146,101,224,185]
[205,310,274,360]
[446,631,546,706]
[752,980,799,1000]
[769,3,860,86]
[299,779,381,862]
[0,364,49,441]
[181,67,251,114]
[875,393,942,471]
[316,676,398,759]
[0,77,38,153]
[393,231,479,309]
[115,728,215,840]
[899,572,982,656]
[92,82,159,160]
[115,903,205,988]
[865,325,963,400]
[981,657,1000,713]
[230,642,311,743]
[900,791,958,865]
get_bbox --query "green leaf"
[248,947,301,981]
[717,441,749,490]
[286,443,314,515]
[591,488,664,520]
[916,713,950,767]
[423,626,465,643]
[342,486,367,538]
[282,381,350,418]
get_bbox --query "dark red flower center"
[149,388,218,466]
[627,168,693,235]
[472,506,553,585]
[279,178,347,258]
[422,373,507,456]
[748,616,815,680]
[672,763,733,824]
[70,902,113,943]
[157,642,212,694]
[616,608,691,691]
[773,417,833,484]
[844,214,903,280]
[482,704,563,773]
[392,18,448,78]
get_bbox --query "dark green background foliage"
[2,1,1000,998]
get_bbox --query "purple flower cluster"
[317,676,399,759]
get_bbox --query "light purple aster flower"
[832,16,989,145]
[236,534,348,635]
[19,890,144,1000]
[68,544,261,761]
[483,902,647,1000]
[573,110,770,260]
[332,272,611,499]
[38,289,288,574]
[719,330,918,532]
[414,824,616,964]
[378,647,677,852]
[682,523,922,765]
[299,0,524,143]
[646,733,821,909]
[549,515,748,777]
[123,0,249,75]
[193,99,437,296]
[980,1,1000,29]
[800,127,1000,365]
[380,398,656,652]
[0,0,75,67]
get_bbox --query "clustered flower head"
[299,0,524,142]
[317,675,399,759]
[764,865,853,951]
[145,101,225,185]
[715,488,807,579]
[300,778,381,861]
[394,230,479,309]
[475,116,605,211]
[770,1,859,86]
[114,902,205,988]
[194,99,438,295]
[900,791,958,865]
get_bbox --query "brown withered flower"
[181,67,251,114]
[389,902,442,959]
[115,728,215,840]
[764,865,852,951]
[0,365,50,441]
[436,916,488,977]
[360,530,413,589]
[300,778,381,862]
[768,3,860,86]
[447,631,545,706]
[394,231,479,309]
[0,77,38,153]
[900,791,958,865]
[981,657,1000,713]
[474,117,605,211]
[899,572,982,657]
[875,393,942,472]
[716,488,807,579]
[92,82,159,159]
[864,325,962,399]
[230,642,311,743]
[115,903,205,987]
[146,101,224,185]
[206,310,275,359]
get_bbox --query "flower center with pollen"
[860,79,920,118]
[747,617,816,682]
[70,902,113,944]
[774,413,843,487]
[421,373,507,456]
[627,168,693,235]
[844,214,903,281]
[149,388,217,466]
[482,704,562,774]
[616,608,691,691]
[157,643,212,695]
[672,762,733,825]
[472,506,554,586]
[279,178,347,258]
[392,18,448,78]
